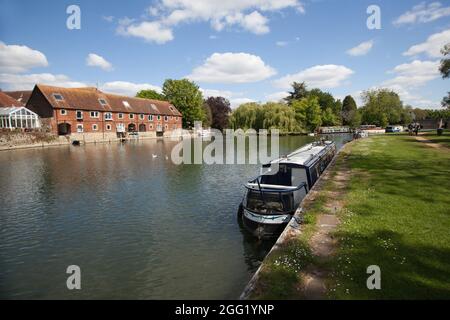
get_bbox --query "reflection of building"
[0,91,40,129]
[25,84,182,140]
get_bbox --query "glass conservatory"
[0,107,40,129]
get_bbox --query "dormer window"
[99,99,108,106]
[122,101,131,108]
[53,94,64,101]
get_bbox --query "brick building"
[25,84,182,140]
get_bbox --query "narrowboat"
[238,140,336,238]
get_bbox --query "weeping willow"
[230,102,304,134]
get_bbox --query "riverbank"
[242,134,450,299]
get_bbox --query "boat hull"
[238,205,291,239]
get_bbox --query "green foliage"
[360,89,404,126]
[284,81,308,104]
[162,79,205,128]
[439,44,450,79]
[442,92,450,109]
[136,89,166,101]
[202,103,212,128]
[230,102,302,133]
[291,96,322,132]
[342,95,359,127]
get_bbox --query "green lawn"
[330,135,450,299]
[422,130,450,148]
[251,134,450,299]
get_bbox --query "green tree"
[360,89,403,126]
[291,96,322,132]
[285,82,308,104]
[439,44,450,79]
[203,103,212,128]
[162,79,205,128]
[442,92,450,109]
[136,89,166,101]
[342,95,358,127]
[261,102,303,133]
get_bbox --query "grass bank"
[421,130,450,148]
[250,134,450,299]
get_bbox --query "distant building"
[4,90,32,104]
[0,91,40,129]
[418,118,449,130]
[25,84,182,139]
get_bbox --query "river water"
[0,134,351,299]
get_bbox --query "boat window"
[260,166,292,186]
[245,190,293,214]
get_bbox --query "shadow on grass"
[332,228,450,299]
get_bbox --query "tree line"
[134,44,449,132]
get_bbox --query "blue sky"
[0,0,449,108]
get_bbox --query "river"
[0,134,351,299]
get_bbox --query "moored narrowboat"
[239,140,336,238]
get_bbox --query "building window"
[104,112,113,120]
[129,113,134,119]
[164,116,168,122]
[118,113,124,119]
[60,109,67,115]
[157,115,161,121]
[90,111,99,118]
[170,116,173,120]
[139,114,144,120]
[77,124,83,133]
[106,124,112,131]
[98,99,108,106]
[53,93,64,101]
[122,101,131,108]
[76,110,83,120]
[148,115,153,121]
[92,124,98,131]
[175,116,178,122]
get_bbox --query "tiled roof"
[0,91,24,108]
[4,90,32,104]
[33,84,182,116]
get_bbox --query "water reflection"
[0,134,351,299]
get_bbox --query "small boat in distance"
[238,140,336,239]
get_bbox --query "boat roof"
[269,141,335,167]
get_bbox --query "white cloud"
[0,42,48,73]
[188,52,276,83]
[100,81,162,96]
[393,2,450,26]
[118,1,305,43]
[0,73,86,91]
[118,21,174,44]
[378,59,441,107]
[201,88,235,99]
[346,40,374,56]
[403,29,450,58]
[273,64,354,90]
[86,53,114,71]
[265,91,288,101]
[276,41,288,47]
[102,15,114,22]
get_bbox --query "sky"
[0,0,449,109]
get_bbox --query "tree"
[442,92,450,109]
[360,89,403,126]
[341,95,358,127]
[203,103,212,128]
[204,96,232,131]
[162,79,205,128]
[285,82,308,104]
[136,89,166,101]
[291,96,322,132]
[439,44,450,79]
